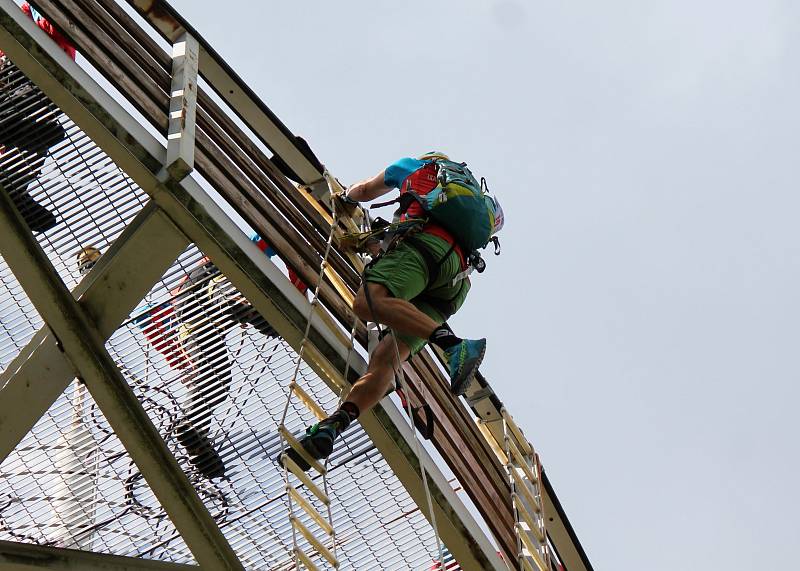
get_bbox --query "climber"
[0,3,76,233]
[283,152,503,471]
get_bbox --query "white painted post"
[165,32,199,181]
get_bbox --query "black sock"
[340,401,360,422]
[325,401,360,435]
[428,324,462,350]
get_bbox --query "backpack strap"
[414,280,467,320]
[403,236,456,289]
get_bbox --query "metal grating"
[0,60,457,570]
[0,58,148,369]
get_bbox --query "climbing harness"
[337,216,425,254]
[359,160,504,295]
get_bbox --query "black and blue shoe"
[444,338,487,396]
[279,410,349,471]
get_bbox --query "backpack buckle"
[468,251,486,274]
[491,236,501,255]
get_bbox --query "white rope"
[278,170,342,569]
[277,174,340,426]
[387,330,446,567]
[358,204,446,567]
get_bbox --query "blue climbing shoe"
[444,338,486,396]
[279,411,349,471]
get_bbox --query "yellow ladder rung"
[288,485,334,536]
[510,463,541,514]
[507,436,538,484]
[476,419,508,464]
[517,529,547,571]
[294,547,321,571]
[283,455,330,505]
[279,426,327,476]
[502,408,534,456]
[291,516,339,568]
[514,492,545,544]
[290,381,327,420]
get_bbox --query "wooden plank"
[33,0,169,128]
[507,435,538,485]
[286,486,333,536]
[409,353,513,507]
[476,419,508,465]
[288,486,334,537]
[514,492,545,544]
[399,363,518,562]
[503,408,534,456]
[520,555,539,571]
[516,526,547,571]
[415,350,509,484]
[511,464,541,516]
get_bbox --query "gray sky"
[168,1,799,569]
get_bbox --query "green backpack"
[406,159,504,253]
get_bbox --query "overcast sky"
[167,1,799,569]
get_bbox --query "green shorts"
[364,232,470,355]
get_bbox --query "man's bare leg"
[346,333,411,413]
[353,283,439,339]
[281,283,485,471]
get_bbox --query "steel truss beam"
[0,176,241,571]
[0,202,188,463]
[0,4,506,570]
[0,539,198,570]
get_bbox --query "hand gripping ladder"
[277,170,357,570]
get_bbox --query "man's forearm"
[347,171,392,202]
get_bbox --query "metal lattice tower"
[0,1,594,570]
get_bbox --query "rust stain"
[136,0,184,41]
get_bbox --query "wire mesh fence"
[0,60,458,570]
